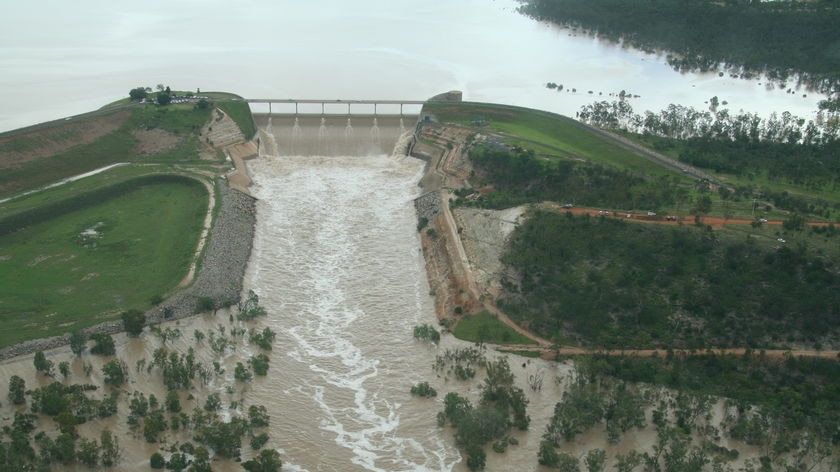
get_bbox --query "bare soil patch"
[132,128,182,155]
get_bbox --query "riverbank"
[413,123,477,322]
[0,179,256,361]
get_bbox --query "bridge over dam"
[247,98,427,157]
[246,98,427,117]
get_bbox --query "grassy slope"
[0,178,208,346]
[453,311,538,345]
[425,101,686,179]
[0,97,253,347]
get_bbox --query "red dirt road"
[540,203,837,229]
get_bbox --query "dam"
[249,98,424,157]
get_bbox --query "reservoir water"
[0,0,828,132]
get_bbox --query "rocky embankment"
[412,123,483,322]
[0,180,256,361]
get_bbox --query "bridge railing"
[245,99,426,116]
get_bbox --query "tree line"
[498,210,840,349]
[578,100,840,215]
[518,0,840,94]
[458,145,687,212]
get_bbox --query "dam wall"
[254,114,419,157]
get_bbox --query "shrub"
[150,452,165,469]
[410,381,438,398]
[238,290,267,321]
[90,333,116,356]
[122,309,146,336]
[413,324,441,344]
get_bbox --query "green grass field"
[424,102,685,178]
[0,177,208,346]
[453,311,538,345]
[0,93,253,347]
[217,100,256,139]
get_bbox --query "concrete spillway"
[254,114,418,157]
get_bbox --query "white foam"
[245,151,462,470]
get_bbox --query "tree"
[34,350,54,376]
[204,393,221,412]
[53,432,77,465]
[614,450,643,472]
[250,433,269,450]
[585,448,607,472]
[129,87,148,101]
[69,330,86,356]
[166,390,182,413]
[196,418,248,459]
[242,448,283,472]
[58,361,70,379]
[189,446,212,472]
[99,429,121,467]
[539,441,560,467]
[76,437,100,466]
[248,405,270,428]
[167,452,188,471]
[410,381,438,398]
[783,213,806,232]
[544,382,604,444]
[90,333,116,355]
[121,309,146,336]
[150,452,165,469]
[557,452,581,472]
[238,290,267,320]
[143,409,167,443]
[413,324,441,344]
[102,359,128,386]
[8,375,26,405]
[465,443,486,471]
[11,411,36,433]
[250,354,270,376]
[156,93,172,106]
[235,362,253,381]
[56,409,78,435]
[693,194,713,216]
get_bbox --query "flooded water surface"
[0,0,828,132]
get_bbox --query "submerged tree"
[8,375,26,404]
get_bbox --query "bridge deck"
[246,98,426,115]
[245,99,426,105]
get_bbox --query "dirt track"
[543,203,837,229]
